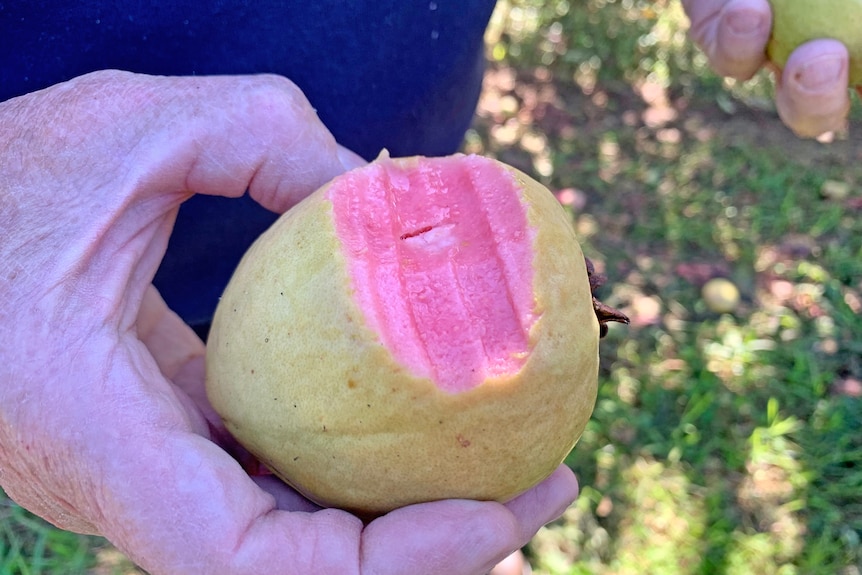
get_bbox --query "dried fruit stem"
[585,257,629,338]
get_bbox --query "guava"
[702,278,741,314]
[767,0,862,86]
[205,153,627,517]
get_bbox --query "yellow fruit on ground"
[702,278,741,314]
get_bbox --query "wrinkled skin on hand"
[682,0,856,137]
[0,71,578,575]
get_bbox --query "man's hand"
[0,70,578,574]
[683,0,853,137]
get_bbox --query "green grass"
[3,1,861,573]
[473,1,862,573]
[0,497,100,575]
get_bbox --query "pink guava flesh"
[328,155,538,393]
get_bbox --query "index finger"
[683,0,772,80]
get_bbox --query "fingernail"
[337,146,368,172]
[726,10,766,36]
[798,56,845,90]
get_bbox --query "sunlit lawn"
[471,2,862,573]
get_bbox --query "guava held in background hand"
[205,153,628,517]
[767,0,862,86]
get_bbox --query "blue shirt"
[1,1,496,325]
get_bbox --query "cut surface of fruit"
[327,155,538,393]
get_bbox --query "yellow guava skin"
[205,155,600,517]
[767,0,862,86]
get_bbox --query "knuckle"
[246,74,316,120]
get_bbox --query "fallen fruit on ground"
[702,278,741,314]
[205,153,627,517]
[767,0,862,86]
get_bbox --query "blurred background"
[2,1,860,573]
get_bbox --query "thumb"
[360,466,579,575]
[683,0,771,80]
[774,39,852,138]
